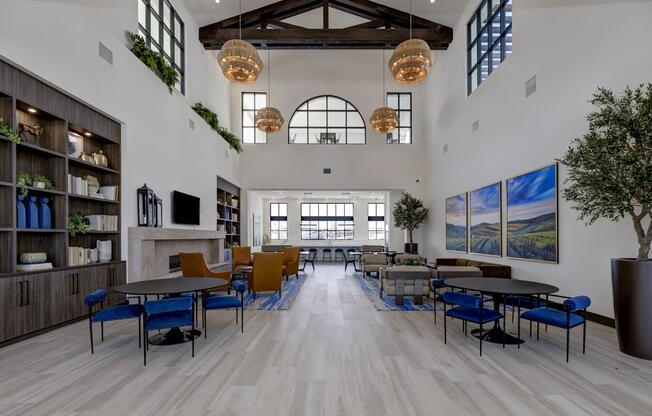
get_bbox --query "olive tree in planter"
[560,83,652,359]
[393,192,429,254]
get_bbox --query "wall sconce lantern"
[137,184,161,227]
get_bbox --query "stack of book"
[68,174,90,196]
[100,185,119,201]
[69,246,90,266]
[86,215,118,231]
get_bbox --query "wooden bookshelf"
[0,58,125,344]
[216,176,240,247]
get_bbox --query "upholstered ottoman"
[380,265,433,305]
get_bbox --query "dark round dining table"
[443,277,559,345]
[113,277,227,345]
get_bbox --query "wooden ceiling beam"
[346,19,387,29]
[267,19,305,29]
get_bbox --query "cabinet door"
[76,267,105,316]
[15,274,48,337]
[47,271,72,325]
[66,270,83,319]
[0,277,16,343]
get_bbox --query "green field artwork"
[470,182,501,256]
[446,193,467,252]
[506,164,558,262]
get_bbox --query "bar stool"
[322,248,332,262]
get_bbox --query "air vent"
[323,168,332,175]
[472,120,479,132]
[188,118,195,130]
[99,42,113,65]
[526,75,537,97]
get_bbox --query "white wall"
[1,0,241,277]
[422,0,652,317]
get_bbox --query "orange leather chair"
[180,252,231,292]
[282,247,301,280]
[232,246,253,271]
[248,252,283,299]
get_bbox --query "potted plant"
[393,192,429,254]
[16,172,32,197]
[32,175,54,190]
[68,213,91,237]
[560,83,652,360]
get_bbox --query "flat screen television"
[172,191,200,225]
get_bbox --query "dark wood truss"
[199,0,453,50]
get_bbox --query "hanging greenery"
[0,117,20,143]
[16,172,32,197]
[126,31,179,93]
[68,213,91,237]
[192,103,243,153]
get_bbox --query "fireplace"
[169,255,181,273]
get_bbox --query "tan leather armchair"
[248,252,283,298]
[282,246,301,280]
[232,246,253,271]
[180,252,231,291]
[362,253,388,277]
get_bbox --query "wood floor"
[1,264,652,416]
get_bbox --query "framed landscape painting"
[506,163,558,263]
[446,193,468,252]
[470,182,502,256]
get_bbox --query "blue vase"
[26,196,39,229]
[16,195,27,228]
[38,197,52,229]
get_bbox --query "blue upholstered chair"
[202,280,247,336]
[83,289,143,354]
[143,297,195,365]
[334,248,345,262]
[518,295,591,362]
[443,291,503,356]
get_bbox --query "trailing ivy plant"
[192,102,243,153]
[16,172,32,197]
[0,117,20,143]
[68,213,91,237]
[126,31,179,93]
[559,84,652,261]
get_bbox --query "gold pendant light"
[255,49,284,133]
[388,0,432,84]
[217,0,262,84]
[370,49,399,133]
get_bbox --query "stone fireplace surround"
[128,228,227,281]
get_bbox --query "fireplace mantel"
[128,228,226,281]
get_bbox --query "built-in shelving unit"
[0,58,125,345]
[216,176,241,247]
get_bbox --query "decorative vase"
[33,181,45,189]
[404,243,419,254]
[92,150,108,167]
[16,195,27,228]
[612,258,652,360]
[38,197,51,229]
[25,196,39,229]
[97,240,112,262]
[88,248,99,263]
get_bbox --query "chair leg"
[583,320,587,354]
[517,305,521,349]
[138,314,142,349]
[204,307,208,339]
[235,306,239,324]
[241,301,244,333]
[192,311,195,359]
[88,312,94,354]
[537,322,540,340]
[433,294,437,324]
[566,327,570,363]
[443,308,447,345]
[101,322,104,342]
[143,329,147,366]
[479,321,483,357]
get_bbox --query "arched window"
[288,95,366,144]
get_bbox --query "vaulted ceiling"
[196,0,462,50]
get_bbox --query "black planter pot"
[404,243,418,254]
[612,258,652,360]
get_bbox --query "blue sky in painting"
[507,165,556,221]
[446,194,467,226]
[471,183,500,225]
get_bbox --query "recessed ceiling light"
[27,107,37,114]
[215,0,220,3]
[84,132,92,137]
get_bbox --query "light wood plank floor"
[1,264,652,416]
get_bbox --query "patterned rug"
[238,275,307,310]
[354,273,440,312]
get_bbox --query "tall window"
[242,92,267,144]
[368,203,385,240]
[301,203,354,240]
[138,0,185,93]
[289,95,366,144]
[467,0,512,94]
[386,93,412,144]
[270,203,287,240]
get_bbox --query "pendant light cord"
[409,0,413,39]
[268,48,271,104]
[239,0,242,40]
[382,49,386,105]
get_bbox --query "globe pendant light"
[388,0,432,84]
[255,49,284,133]
[217,0,262,84]
[370,49,399,133]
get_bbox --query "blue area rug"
[238,275,306,310]
[355,273,440,312]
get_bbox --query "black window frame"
[367,203,385,240]
[138,0,185,94]
[241,92,268,144]
[269,202,288,240]
[300,203,355,240]
[386,92,412,144]
[288,95,366,145]
[467,0,513,95]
